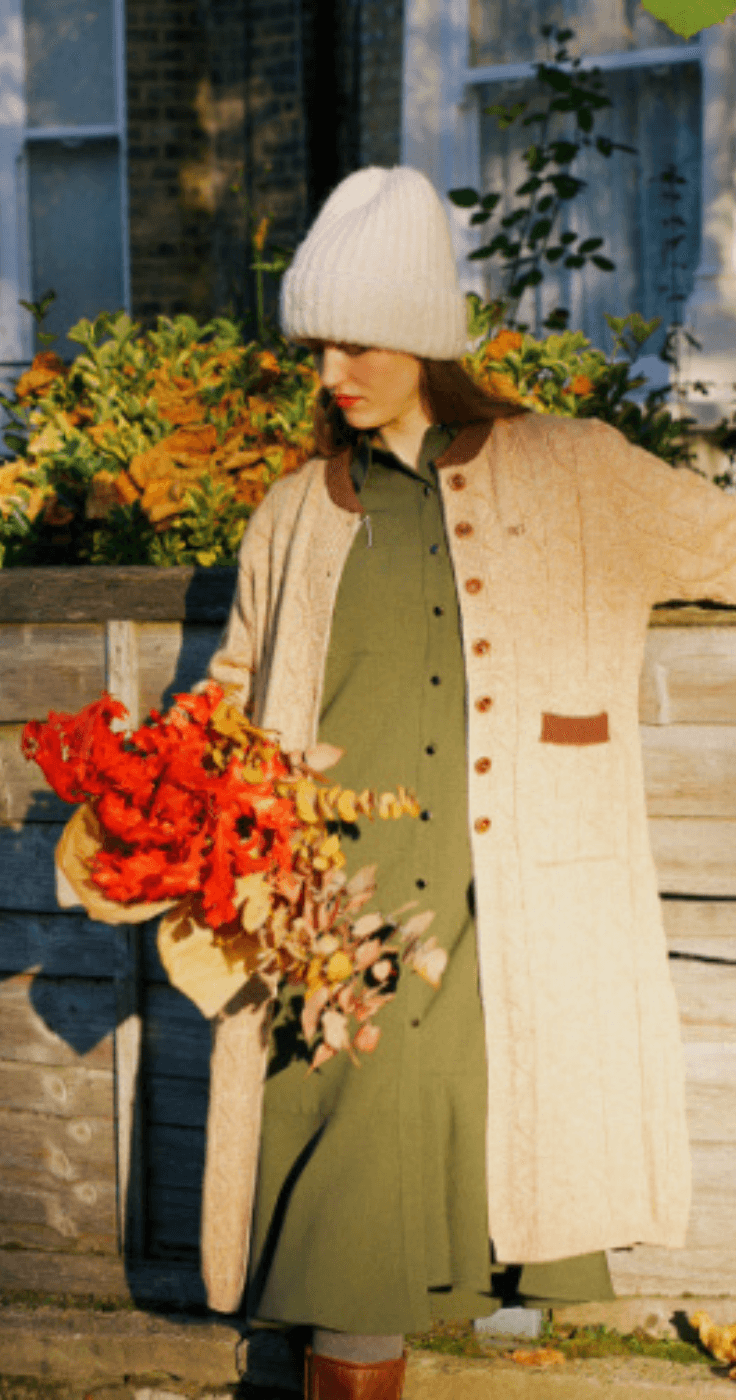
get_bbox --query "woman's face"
[311,342,424,433]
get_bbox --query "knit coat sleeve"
[568,417,736,606]
[204,484,282,711]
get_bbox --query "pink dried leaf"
[345,864,378,898]
[337,982,356,1014]
[411,937,448,989]
[301,983,331,1043]
[352,911,384,941]
[304,742,344,772]
[322,1006,350,1052]
[353,937,383,971]
[371,957,393,984]
[400,909,436,940]
[389,900,418,921]
[308,1042,337,1073]
[353,1022,381,1054]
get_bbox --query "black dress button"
[429,543,439,554]
[430,675,441,686]
[420,809,432,821]
[416,878,427,889]
[433,606,444,617]
[411,1018,420,1028]
[425,744,436,755]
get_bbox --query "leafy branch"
[450,26,636,331]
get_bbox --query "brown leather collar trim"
[324,418,498,511]
[435,420,495,468]
[325,447,362,514]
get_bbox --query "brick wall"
[126,0,308,326]
[126,0,405,326]
[358,0,404,169]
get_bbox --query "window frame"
[0,0,130,369]
[401,0,702,296]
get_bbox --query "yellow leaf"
[319,833,341,860]
[317,788,336,821]
[326,950,353,983]
[337,789,358,823]
[378,792,401,820]
[296,778,319,824]
[306,957,324,988]
[355,789,375,818]
[235,871,272,932]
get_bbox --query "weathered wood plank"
[0,1218,117,1254]
[0,1246,130,1296]
[138,622,222,715]
[662,898,736,961]
[0,726,71,825]
[609,1142,736,1295]
[146,1074,208,1129]
[0,566,236,624]
[0,625,105,722]
[0,1107,115,1174]
[0,910,117,978]
[0,1176,116,1244]
[0,974,115,1069]
[143,984,211,1081]
[642,725,736,818]
[640,624,736,725]
[684,1043,736,1143]
[670,958,736,1042]
[148,1185,200,1256]
[0,1247,205,1305]
[148,1125,205,1196]
[0,822,65,911]
[0,1058,112,1118]
[649,817,736,896]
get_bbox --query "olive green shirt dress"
[247,428,613,1334]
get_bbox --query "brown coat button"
[474,817,491,833]
[465,577,483,594]
[449,473,466,490]
[475,696,493,713]
[455,521,473,538]
[472,639,490,656]
[475,757,491,774]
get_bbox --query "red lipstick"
[335,395,361,408]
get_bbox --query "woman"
[203,166,736,1399]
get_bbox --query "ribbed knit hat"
[280,166,468,359]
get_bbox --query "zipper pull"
[362,513,373,547]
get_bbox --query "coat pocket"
[532,713,617,864]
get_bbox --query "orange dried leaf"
[486,329,523,360]
[509,1350,565,1368]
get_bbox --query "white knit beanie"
[280,166,468,359]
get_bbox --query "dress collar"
[324,420,495,516]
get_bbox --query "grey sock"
[312,1329,404,1363]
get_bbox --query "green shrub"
[0,306,699,567]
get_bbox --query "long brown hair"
[312,357,528,457]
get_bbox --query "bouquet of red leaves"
[22,683,446,1066]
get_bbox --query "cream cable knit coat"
[200,411,736,1313]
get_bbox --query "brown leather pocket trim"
[541,711,609,745]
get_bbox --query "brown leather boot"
[304,1345,406,1399]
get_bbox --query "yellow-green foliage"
[0,307,694,567]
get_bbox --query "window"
[0,0,129,371]
[402,0,706,361]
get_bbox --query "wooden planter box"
[1,568,736,1303]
